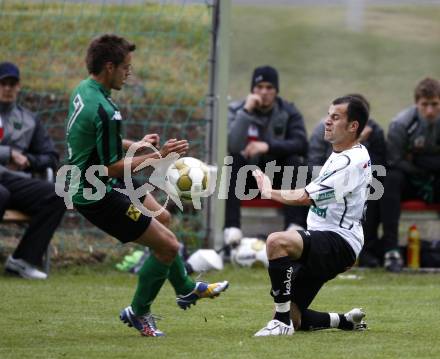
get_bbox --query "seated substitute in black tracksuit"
[0,62,66,279]
[381,78,440,272]
[225,66,308,243]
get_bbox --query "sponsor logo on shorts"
[126,204,142,222]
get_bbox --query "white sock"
[329,312,340,328]
[275,301,291,313]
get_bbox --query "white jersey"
[305,144,372,256]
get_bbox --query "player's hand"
[128,134,161,153]
[252,169,272,198]
[10,149,30,170]
[241,141,269,159]
[160,139,189,157]
[141,133,160,146]
[244,94,262,113]
[129,140,152,153]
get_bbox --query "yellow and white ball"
[166,157,209,200]
[231,238,268,268]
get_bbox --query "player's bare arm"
[107,138,188,177]
[252,169,312,206]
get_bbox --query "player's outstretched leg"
[176,280,229,310]
[120,306,165,337]
[120,220,179,337]
[120,253,171,336]
[254,256,297,336]
[254,230,304,337]
[299,308,367,331]
[142,195,230,311]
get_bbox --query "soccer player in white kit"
[253,96,372,336]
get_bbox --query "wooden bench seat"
[2,209,51,273]
[3,209,31,222]
[401,200,440,212]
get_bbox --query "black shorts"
[291,230,356,311]
[74,180,152,243]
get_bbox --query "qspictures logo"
[55,143,386,218]
[55,142,184,217]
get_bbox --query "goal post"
[205,0,231,251]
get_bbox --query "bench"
[401,200,440,212]
[3,209,31,222]
[2,209,51,274]
[240,198,284,237]
[399,200,440,245]
[242,198,440,211]
[240,198,440,244]
[241,198,283,209]
[1,168,54,274]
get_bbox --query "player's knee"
[266,232,284,257]
[159,232,179,262]
[267,231,299,258]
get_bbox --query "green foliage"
[1,265,440,359]
[0,0,212,249]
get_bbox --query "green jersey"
[66,78,123,205]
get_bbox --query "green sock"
[131,254,170,316]
[168,254,195,296]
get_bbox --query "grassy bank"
[230,4,440,131]
[0,0,211,105]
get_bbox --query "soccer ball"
[231,238,268,268]
[166,157,209,200]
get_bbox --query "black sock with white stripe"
[268,256,297,325]
[299,311,355,331]
[300,309,331,330]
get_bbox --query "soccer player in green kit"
[66,34,228,337]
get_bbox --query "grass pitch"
[1,264,439,359]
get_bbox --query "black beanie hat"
[251,65,279,92]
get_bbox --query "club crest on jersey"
[111,111,122,121]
